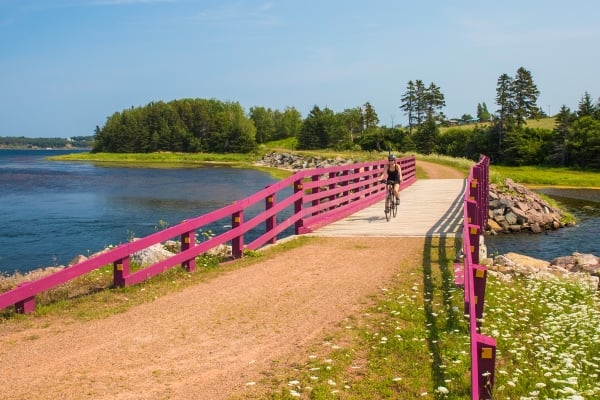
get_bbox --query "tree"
[424,82,446,121]
[297,106,344,150]
[399,80,417,134]
[338,107,364,143]
[512,67,540,127]
[577,92,596,117]
[477,102,491,122]
[249,106,275,144]
[570,116,600,169]
[413,115,438,154]
[400,80,445,132]
[272,107,303,140]
[362,102,379,130]
[495,73,515,131]
[551,105,576,166]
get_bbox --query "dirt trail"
[0,161,462,400]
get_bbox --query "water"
[485,188,600,261]
[2,150,598,273]
[0,149,280,274]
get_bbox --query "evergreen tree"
[400,80,417,134]
[362,102,379,130]
[512,67,540,127]
[413,115,438,154]
[424,82,446,121]
[552,105,576,166]
[400,80,445,132]
[577,92,596,117]
[477,102,491,122]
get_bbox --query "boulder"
[487,178,565,235]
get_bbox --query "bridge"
[307,178,466,238]
[0,155,496,399]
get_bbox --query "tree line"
[92,67,599,169]
[0,136,93,149]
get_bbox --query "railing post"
[475,334,497,400]
[15,282,36,314]
[232,210,244,259]
[181,230,196,272]
[353,167,361,202]
[265,191,276,245]
[294,177,304,234]
[311,174,320,217]
[472,264,488,327]
[113,256,130,287]
[341,170,350,205]
[328,171,337,210]
[467,214,480,265]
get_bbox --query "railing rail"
[1,156,416,313]
[456,154,497,400]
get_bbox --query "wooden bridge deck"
[308,179,466,238]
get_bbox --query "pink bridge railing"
[454,154,497,400]
[1,156,416,314]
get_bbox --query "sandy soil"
[0,161,462,400]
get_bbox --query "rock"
[69,254,88,266]
[487,219,503,233]
[574,252,599,266]
[487,178,566,235]
[131,243,175,266]
[505,211,518,225]
[492,251,600,291]
[255,151,357,171]
[529,223,542,234]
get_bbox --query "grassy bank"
[48,151,258,165]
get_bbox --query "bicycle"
[384,180,398,221]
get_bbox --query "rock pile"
[487,178,567,234]
[255,151,358,171]
[486,251,600,291]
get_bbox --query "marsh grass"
[47,151,258,164]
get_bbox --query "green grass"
[48,151,259,165]
[490,165,600,188]
[254,237,471,399]
[439,117,556,134]
[481,276,600,399]
[415,153,475,174]
[246,237,600,399]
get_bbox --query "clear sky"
[1,0,599,138]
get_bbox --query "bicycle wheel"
[392,196,398,218]
[384,189,392,222]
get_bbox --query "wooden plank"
[307,179,466,238]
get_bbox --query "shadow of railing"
[420,155,496,400]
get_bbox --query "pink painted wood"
[459,155,496,400]
[1,156,417,313]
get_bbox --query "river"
[0,149,281,275]
[485,188,600,261]
[1,149,598,275]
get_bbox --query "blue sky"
[1,0,600,138]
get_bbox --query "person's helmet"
[388,154,396,161]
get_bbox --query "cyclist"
[381,154,402,205]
